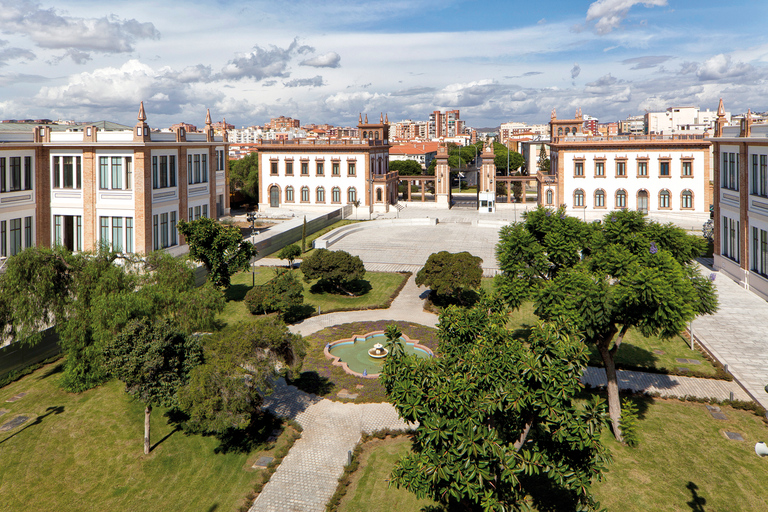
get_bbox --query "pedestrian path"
[582,367,750,401]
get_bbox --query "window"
[682,161,692,177]
[24,157,32,190]
[52,156,82,190]
[681,190,693,209]
[194,154,201,183]
[332,163,340,175]
[53,215,82,251]
[202,204,208,219]
[546,189,553,204]
[659,189,671,208]
[112,217,123,252]
[316,162,324,175]
[638,160,648,177]
[751,227,768,277]
[348,187,357,203]
[301,162,309,175]
[722,152,739,191]
[595,161,605,177]
[615,189,627,209]
[270,161,278,175]
[301,186,309,202]
[2,156,33,192]
[332,187,341,203]
[616,161,626,177]
[317,187,325,203]
[111,157,122,189]
[100,217,109,247]
[286,161,293,175]
[152,212,178,250]
[0,220,5,257]
[659,160,670,176]
[595,189,605,207]
[348,162,356,176]
[126,218,134,253]
[201,154,207,182]
[9,218,21,256]
[573,189,585,207]
[216,150,225,172]
[0,159,4,193]
[160,213,168,248]
[169,212,176,247]
[153,155,176,189]
[24,216,32,248]
[286,186,294,202]
[722,216,740,262]
[752,154,767,197]
[194,206,201,220]
[376,188,383,202]
[574,161,584,176]
[10,157,22,190]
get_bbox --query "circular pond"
[325,331,433,378]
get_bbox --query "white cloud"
[571,63,581,79]
[300,52,341,68]
[220,39,313,80]
[696,54,754,81]
[585,0,667,35]
[0,0,159,53]
[284,75,324,87]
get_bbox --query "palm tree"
[384,324,405,358]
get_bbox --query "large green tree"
[495,207,718,441]
[229,151,259,202]
[415,250,483,306]
[104,319,203,454]
[178,318,306,434]
[244,269,304,321]
[493,142,525,175]
[300,248,365,295]
[178,217,256,289]
[381,297,609,511]
[389,160,423,176]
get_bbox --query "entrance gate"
[269,186,279,207]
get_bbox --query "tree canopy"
[277,244,302,269]
[229,152,259,202]
[178,318,306,435]
[381,297,609,511]
[415,251,483,306]
[178,217,256,289]
[389,160,424,176]
[244,269,305,322]
[492,142,525,175]
[300,248,366,295]
[104,319,203,454]
[495,207,718,441]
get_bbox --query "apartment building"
[0,103,228,261]
[712,101,768,300]
[389,142,440,169]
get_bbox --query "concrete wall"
[253,205,352,259]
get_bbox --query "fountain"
[368,343,388,359]
[325,330,433,378]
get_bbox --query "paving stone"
[336,389,358,400]
[5,392,27,403]
[0,409,7,417]
[0,415,30,432]
[724,431,744,441]
[710,412,729,420]
[253,456,275,468]
[653,349,665,355]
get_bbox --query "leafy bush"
[620,397,641,447]
[244,270,304,319]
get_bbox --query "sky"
[0,0,767,129]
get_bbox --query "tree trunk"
[144,404,152,455]
[597,342,623,443]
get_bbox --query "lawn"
[505,302,719,377]
[288,321,439,403]
[334,398,768,512]
[219,268,409,327]
[0,360,278,512]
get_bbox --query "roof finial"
[380,112,383,123]
[138,101,147,122]
[385,113,389,123]
[359,113,362,123]
[205,108,212,125]
[717,98,725,116]
[365,114,368,124]
[551,108,556,120]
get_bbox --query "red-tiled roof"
[389,142,440,155]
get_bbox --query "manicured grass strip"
[0,361,264,512]
[219,270,409,327]
[334,397,768,512]
[289,321,439,403]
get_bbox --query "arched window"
[376,188,383,202]
[301,186,309,202]
[332,187,341,203]
[573,188,584,207]
[565,127,570,135]
[594,189,605,207]
[374,131,379,139]
[546,189,553,205]
[615,189,627,208]
[317,187,325,203]
[681,189,693,208]
[285,186,294,202]
[558,127,563,136]
[348,187,357,203]
[659,189,671,208]
[362,131,367,139]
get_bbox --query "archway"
[270,185,279,207]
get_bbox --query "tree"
[381,297,609,511]
[537,146,550,175]
[244,269,304,321]
[301,248,366,295]
[103,319,203,454]
[277,244,301,269]
[426,159,437,176]
[389,160,423,176]
[495,207,718,441]
[492,142,524,175]
[415,251,483,306]
[0,247,224,392]
[178,318,306,435]
[228,152,259,202]
[178,217,256,289]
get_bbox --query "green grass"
[335,398,768,512]
[219,269,408,327]
[504,302,718,377]
[0,360,268,512]
[288,321,439,403]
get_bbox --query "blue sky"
[0,0,766,129]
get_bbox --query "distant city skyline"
[0,0,766,128]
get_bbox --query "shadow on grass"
[214,410,282,455]
[226,283,251,302]
[308,278,371,296]
[580,389,653,420]
[287,371,334,396]
[41,362,65,379]
[0,405,64,445]
[510,323,534,342]
[587,343,659,369]
[205,505,219,512]
[150,425,181,452]
[687,481,707,511]
[284,304,314,324]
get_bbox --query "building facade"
[712,101,768,300]
[547,110,712,214]
[257,114,397,213]
[0,103,228,262]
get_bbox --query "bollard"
[724,364,728,374]
[347,450,352,466]
[730,391,734,401]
